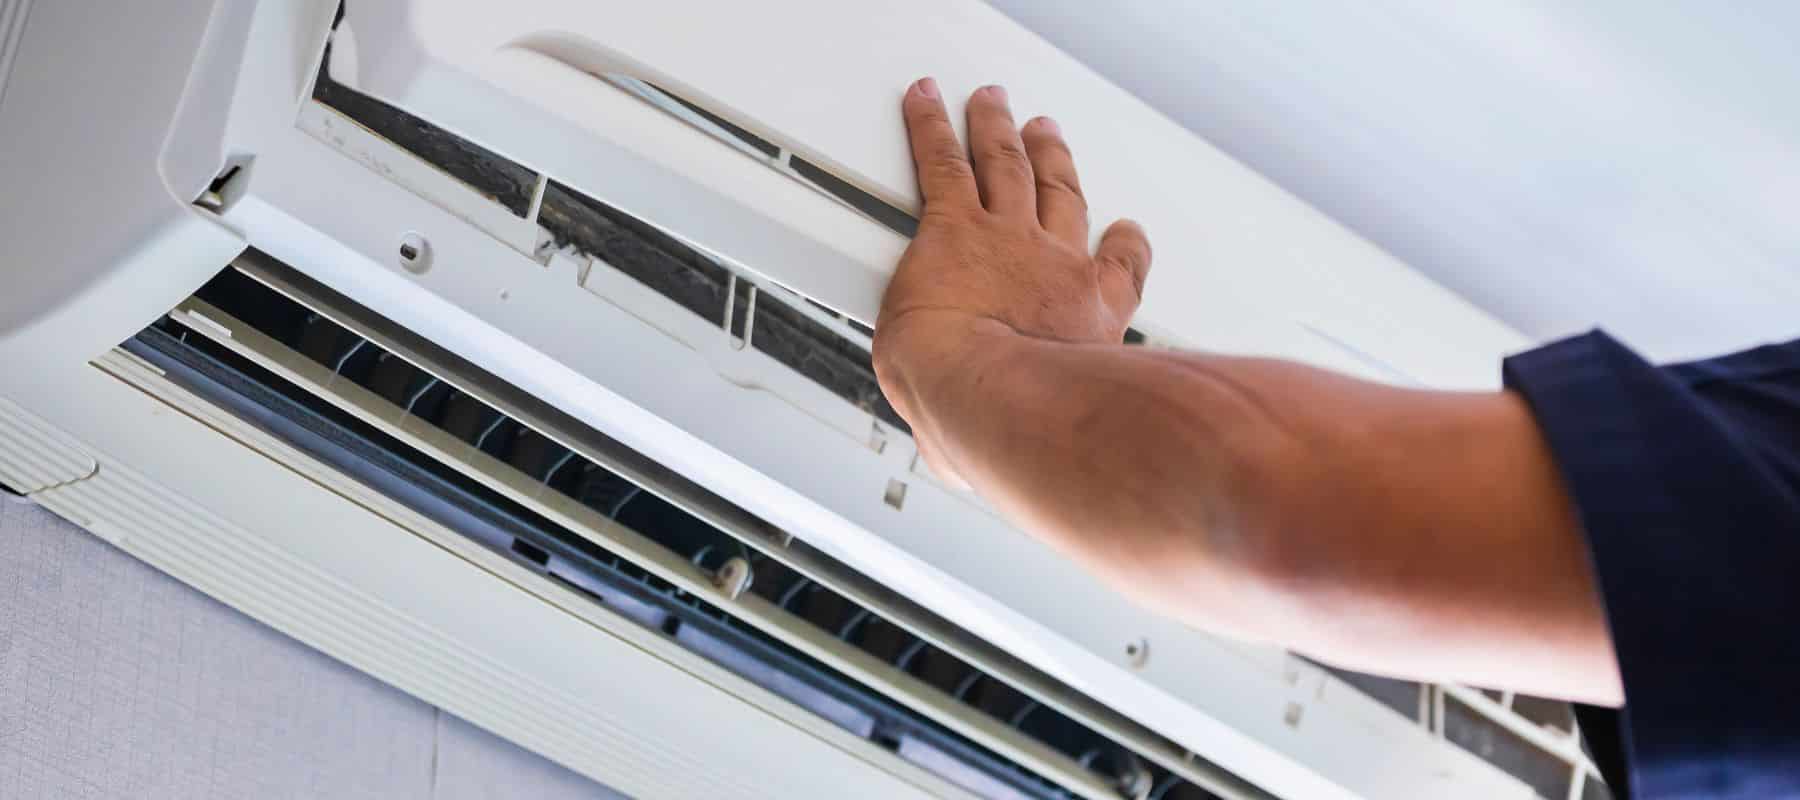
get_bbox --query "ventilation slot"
[786,154,920,239]
[606,75,917,239]
[1313,661,1424,722]
[310,65,1156,445]
[606,75,1147,345]
[646,79,780,159]
[1302,656,1594,798]
[1443,696,1572,800]
[137,260,1258,800]
[536,177,908,433]
[311,70,905,432]
[311,42,538,218]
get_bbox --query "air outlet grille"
[141,262,1253,800]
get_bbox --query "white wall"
[987,1,1800,362]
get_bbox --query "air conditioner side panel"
[0,396,95,494]
[0,0,243,355]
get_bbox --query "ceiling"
[987,1,1800,362]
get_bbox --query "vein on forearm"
[915,338,1297,612]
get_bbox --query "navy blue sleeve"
[1503,331,1800,799]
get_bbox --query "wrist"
[873,309,1026,420]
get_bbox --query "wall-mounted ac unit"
[0,1,1603,798]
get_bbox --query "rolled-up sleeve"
[1503,331,1800,799]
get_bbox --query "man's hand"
[873,79,1151,484]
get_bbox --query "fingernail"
[1033,116,1061,136]
[915,77,939,99]
[983,84,1008,103]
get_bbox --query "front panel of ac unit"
[338,0,1527,391]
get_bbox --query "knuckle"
[1096,251,1130,275]
[1098,251,1148,293]
[929,154,974,182]
[1101,241,1145,269]
[1035,175,1087,208]
[984,139,1031,166]
[994,159,1034,185]
[918,206,969,228]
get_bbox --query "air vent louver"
[137,263,1240,800]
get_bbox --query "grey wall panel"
[433,714,625,800]
[0,500,617,800]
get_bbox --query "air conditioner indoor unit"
[0,1,1603,798]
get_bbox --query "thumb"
[1095,218,1152,314]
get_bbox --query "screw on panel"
[1080,748,1153,800]
[1283,701,1305,728]
[1125,638,1149,668]
[1117,757,1154,800]
[398,232,431,274]
[711,556,754,600]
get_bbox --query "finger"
[965,85,1035,218]
[1095,219,1153,315]
[902,78,979,214]
[1021,116,1088,246]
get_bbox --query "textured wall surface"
[0,499,622,800]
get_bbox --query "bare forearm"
[893,322,1620,703]
[893,323,1284,623]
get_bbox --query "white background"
[989,1,1800,362]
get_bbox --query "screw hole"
[397,232,431,274]
[1126,638,1150,668]
[883,478,908,510]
